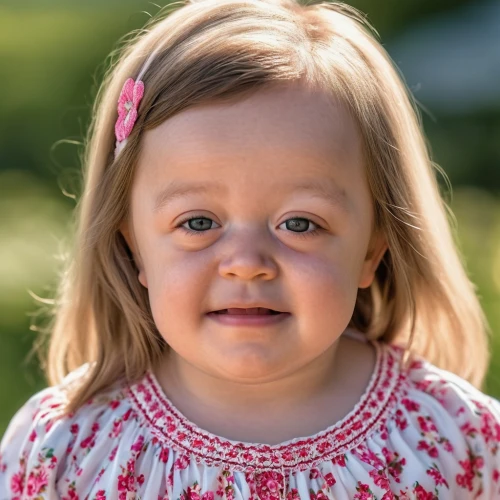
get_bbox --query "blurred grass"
[449,188,500,395]
[1,0,499,437]
[0,171,71,433]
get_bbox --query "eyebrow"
[152,179,349,214]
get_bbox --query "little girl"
[1,0,499,498]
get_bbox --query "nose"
[217,227,279,281]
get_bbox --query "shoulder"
[0,364,134,497]
[400,345,500,421]
[388,343,500,495]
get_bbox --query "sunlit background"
[1,0,499,437]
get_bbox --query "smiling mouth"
[212,308,281,315]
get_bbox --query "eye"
[278,216,324,239]
[175,215,324,238]
[176,215,220,236]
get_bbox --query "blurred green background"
[1,0,499,437]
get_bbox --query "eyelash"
[176,215,324,239]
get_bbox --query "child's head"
[122,82,388,384]
[47,0,490,411]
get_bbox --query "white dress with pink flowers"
[2,340,500,499]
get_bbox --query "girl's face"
[122,83,387,382]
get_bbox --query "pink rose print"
[369,468,390,490]
[426,464,449,488]
[494,468,500,482]
[479,406,500,446]
[401,398,420,412]
[115,78,145,142]
[417,440,438,458]
[353,482,375,500]
[394,409,408,431]
[61,480,78,500]
[184,482,201,500]
[332,454,347,467]
[11,471,25,493]
[159,447,169,463]
[456,449,484,491]
[26,467,49,496]
[324,472,336,487]
[174,454,190,470]
[310,491,329,500]
[131,435,144,453]
[254,470,285,500]
[381,447,406,482]
[180,482,215,500]
[412,482,437,500]
[118,472,135,491]
[309,468,320,479]
[286,489,300,500]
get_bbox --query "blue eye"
[176,216,219,237]
[176,215,323,239]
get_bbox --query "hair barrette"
[114,47,161,158]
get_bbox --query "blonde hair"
[39,0,491,414]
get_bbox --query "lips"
[213,308,280,315]
[207,307,291,327]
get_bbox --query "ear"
[119,220,148,288]
[358,231,388,289]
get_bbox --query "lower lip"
[207,312,291,326]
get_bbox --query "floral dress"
[2,339,500,500]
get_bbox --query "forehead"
[136,83,366,207]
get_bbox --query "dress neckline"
[127,340,404,472]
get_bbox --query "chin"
[209,347,291,382]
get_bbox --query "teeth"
[224,308,274,315]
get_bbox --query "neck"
[152,331,376,444]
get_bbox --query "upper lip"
[208,303,288,313]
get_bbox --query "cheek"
[284,242,357,321]
[145,250,213,331]
[286,251,360,324]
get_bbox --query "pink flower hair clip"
[114,48,161,158]
[115,78,144,144]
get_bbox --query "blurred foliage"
[1,0,499,436]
